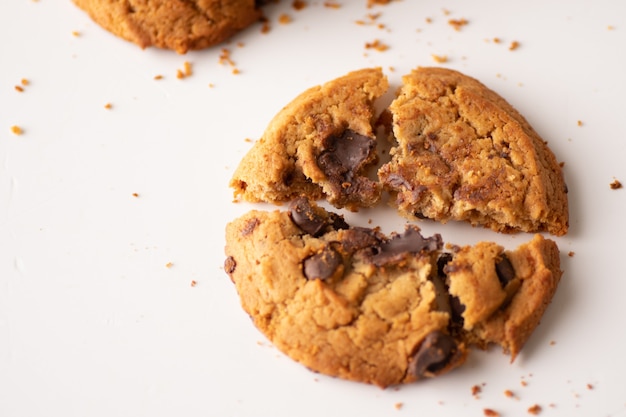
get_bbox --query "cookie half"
[378,67,569,235]
[224,198,563,387]
[230,68,388,211]
[72,0,264,53]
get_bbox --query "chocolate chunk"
[288,197,328,237]
[409,331,457,378]
[317,129,374,181]
[303,247,343,281]
[241,217,260,236]
[288,197,349,236]
[339,227,381,254]
[369,226,442,266]
[495,254,516,287]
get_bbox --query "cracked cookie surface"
[72,0,263,53]
[224,198,563,387]
[230,68,388,211]
[378,67,569,235]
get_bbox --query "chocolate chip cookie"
[230,67,388,211]
[378,67,569,236]
[72,0,264,53]
[224,198,563,387]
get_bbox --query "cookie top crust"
[72,0,263,53]
[230,68,388,211]
[378,67,569,235]
[224,198,563,387]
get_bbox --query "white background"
[1,1,625,416]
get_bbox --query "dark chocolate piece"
[289,197,349,237]
[495,254,516,287]
[339,227,381,254]
[369,226,442,266]
[409,331,457,378]
[288,197,328,237]
[317,129,374,180]
[303,247,342,281]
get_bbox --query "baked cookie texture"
[224,198,563,387]
[378,67,569,236]
[72,0,263,53]
[231,66,568,235]
[230,68,388,211]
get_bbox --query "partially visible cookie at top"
[378,67,569,236]
[72,0,265,53]
[230,68,389,211]
[224,198,563,387]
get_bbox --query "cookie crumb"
[10,125,23,135]
[72,30,81,37]
[184,61,192,76]
[324,1,341,8]
[509,41,520,51]
[21,78,29,86]
[568,251,575,257]
[219,48,236,67]
[432,54,448,63]
[527,404,542,414]
[154,74,163,80]
[471,384,482,397]
[393,402,403,410]
[448,18,469,31]
[14,85,24,92]
[550,340,557,345]
[577,120,583,126]
[132,192,139,198]
[104,103,112,110]
[191,280,197,287]
[365,39,389,51]
[504,389,515,398]
[483,409,500,417]
[261,20,271,34]
[278,14,292,24]
[292,0,307,10]
[610,179,622,189]
[165,262,173,268]
[586,383,594,390]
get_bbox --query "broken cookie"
[378,67,569,236]
[224,198,563,387]
[230,68,388,211]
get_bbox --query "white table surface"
[1,1,625,416]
